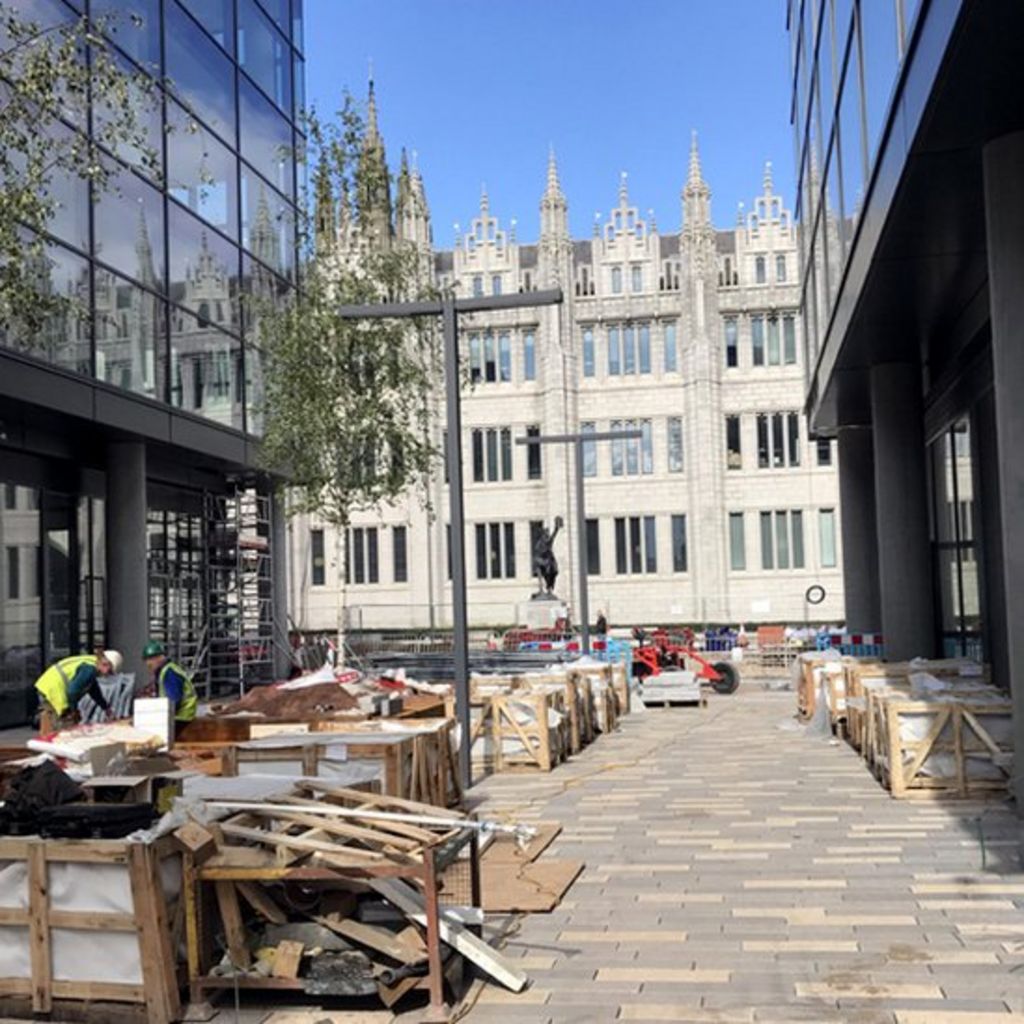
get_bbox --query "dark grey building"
[0,0,302,723]
[788,0,1024,801]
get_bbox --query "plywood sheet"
[481,822,561,865]
[480,859,584,913]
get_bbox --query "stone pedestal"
[518,599,569,631]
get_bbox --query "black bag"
[0,762,84,834]
[37,802,156,839]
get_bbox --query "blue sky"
[304,1,795,244]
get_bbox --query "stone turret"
[356,77,393,252]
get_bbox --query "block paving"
[463,688,1024,1023]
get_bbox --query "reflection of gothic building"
[289,85,845,632]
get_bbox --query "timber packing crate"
[795,654,1014,800]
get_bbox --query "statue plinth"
[518,597,568,631]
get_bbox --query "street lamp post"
[516,428,642,655]
[335,289,563,791]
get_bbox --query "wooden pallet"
[0,836,180,1024]
[874,696,1013,798]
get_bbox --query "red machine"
[631,628,740,695]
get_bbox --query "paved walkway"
[464,689,1024,1024]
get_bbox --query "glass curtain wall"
[0,0,305,437]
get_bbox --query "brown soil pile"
[218,682,361,718]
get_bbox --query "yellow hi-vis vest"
[34,655,98,717]
[157,661,198,723]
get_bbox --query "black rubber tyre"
[711,661,740,695]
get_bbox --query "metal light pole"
[516,428,642,655]
[335,288,563,791]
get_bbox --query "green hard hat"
[142,640,166,659]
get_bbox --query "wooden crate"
[874,696,1014,798]
[471,691,567,773]
[0,836,180,1024]
[609,662,630,715]
[592,679,619,734]
[221,720,461,807]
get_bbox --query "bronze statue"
[532,516,563,596]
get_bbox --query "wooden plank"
[128,845,173,1024]
[261,806,422,853]
[300,780,464,819]
[313,914,427,966]
[271,939,304,979]
[48,910,137,931]
[370,877,527,992]
[236,880,288,924]
[27,842,51,1013]
[50,980,147,1002]
[220,821,389,863]
[215,881,252,969]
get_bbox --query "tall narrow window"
[623,326,636,374]
[629,516,642,573]
[523,331,536,381]
[608,327,621,375]
[446,523,452,580]
[498,333,511,382]
[791,510,805,568]
[352,527,365,583]
[727,415,742,469]
[489,523,501,579]
[751,315,765,366]
[366,528,379,583]
[503,522,516,578]
[610,419,624,476]
[760,512,774,570]
[664,322,678,372]
[484,333,496,382]
[491,274,502,296]
[787,413,801,466]
[474,524,487,580]
[576,519,596,579]
[671,514,687,572]
[783,314,797,364]
[6,547,18,600]
[757,414,770,468]
[775,253,787,282]
[643,515,657,573]
[310,529,325,586]
[729,512,746,570]
[771,413,785,468]
[582,328,594,377]
[611,266,622,293]
[640,419,653,474]
[581,421,597,477]
[767,317,781,365]
[724,317,738,367]
[472,430,484,483]
[486,429,498,481]
[816,438,832,466]
[472,275,483,297]
[775,510,790,568]
[526,424,542,480]
[614,517,627,574]
[638,324,651,373]
[631,265,642,292]
[469,334,482,383]
[755,255,766,283]
[625,419,639,475]
[668,417,684,473]
[500,427,512,480]
[393,526,408,583]
[819,508,837,567]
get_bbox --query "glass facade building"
[0,0,301,723]
[788,0,1024,801]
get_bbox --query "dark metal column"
[574,437,590,655]
[442,296,471,791]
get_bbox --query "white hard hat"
[103,650,124,675]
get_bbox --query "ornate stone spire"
[763,159,774,195]
[687,130,703,188]
[134,201,157,288]
[314,151,334,254]
[479,184,489,218]
[251,185,278,270]
[618,170,629,206]
[356,74,392,250]
[682,129,712,231]
[539,148,569,242]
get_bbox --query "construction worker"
[35,649,122,735]
[142,641,197,726]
